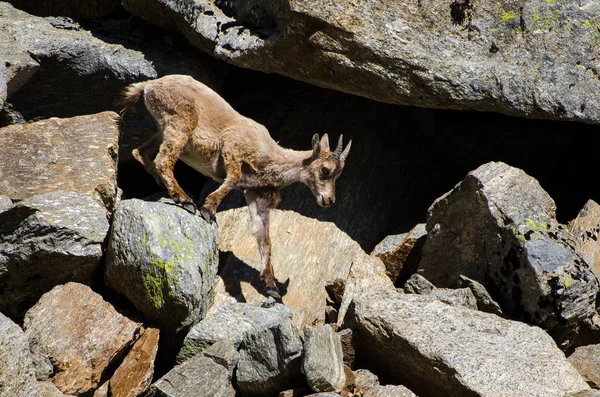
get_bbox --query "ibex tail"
[119,81,147,116]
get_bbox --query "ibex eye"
[321,166,331,176]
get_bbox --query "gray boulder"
[302,325,345,393]
[569,200,600,281]
[417,162,599,330]
[105,197,219,341]
[347,289,590,397]
[123,0,600,124]
[146,342,239,397]
[0,3,224,127]
[0,190,109,319]
[568,343,600,389]
[179,301,303,396]
[178,301,294,362]
[459,275,504,316]
[0,27,38,112]
[0,312,39,397]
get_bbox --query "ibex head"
[304,134,352,208]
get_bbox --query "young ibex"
[120,74,351,298]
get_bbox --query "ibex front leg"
[245,189,281,299]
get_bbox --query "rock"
[337,329,356,369]
[569,200,600,280]
[337,251,395,328]
[0,3,224,127]
[0,195,12,211]
[31,350,54,381]
[568,344,600,389]
[105,197,218,342]
[429,288,478,310]
[347,289,590,397]
[179,301,303,395]
[214,208,361,330]
[0,112,119,213]
[279,388,312,397]
[353,369,380,390]
[417,161,599,330]
[370,224,426,283]
[9,0,120,19]
[38,381,69,397]
[108,327,159,397]
[353,370,418,397]
[93,382,109,397]
[178,301,295,363]
[236,317,304,396]
[403,274,435,294]
[570,391,600,397]
[23,283,141,396]
[0,312,39,397]
[325,279,346,306]
[146,342,238,397]
[0,190,109,319]
[0,27,38,109]
[459,275,504,316]
[302,325,345,393]
[123,0,600,124]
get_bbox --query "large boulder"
[214,208,359,330]
[417,161,599,330]
[0,3,224,126]
[0,27,38,112]
[123,0,600,124]
[568,343,600,389]
[23,283,141,396]
[0,313,39,397]
[178,301,304,396]
[347,289,591,397]
[105,197,219,342]
[0,112,119,213]
[146,342,239,397]
[0,190,109,319]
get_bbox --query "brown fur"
[121,74,351,296]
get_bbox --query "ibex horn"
[333,135,344,159]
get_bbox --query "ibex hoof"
[181,201,198,215]
[265,285,281,299]
[200,207,217,224]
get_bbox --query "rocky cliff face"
[1,1,600,396]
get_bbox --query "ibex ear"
[319,133,330,152]
[311,134,321,158]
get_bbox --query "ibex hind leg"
[133,133,164,187]
[153,125,197,214]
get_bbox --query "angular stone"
[0,3,225,137]
[337,329,356,369]
[568,344,600,389]
[178,302,294,363]
[302,325,345,393]
[215,208,360,330]
[93,382,109,397]
[0,112,119,213]
[337,251,395,328]
[403,274,435,294]
[347,289,590,397]
[459,275,504,316]
[105,197,218,342]
[0,195,12,211]
[0,27,38,106]
[0,312,39,397]
[370,224,426,283]
[0,190,109,319]
[9,0,120,19]
[23,283,141,395]
[146,342,238,397]
[236,316,304,396]
[108,327,160,397]
[429,288,478,311]
[38,381,70,397]
[569,200,600,280]
[122,0,600,124]
[353,370,418,397]
[418,162,599,330]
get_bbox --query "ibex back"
[120,74,351,298]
